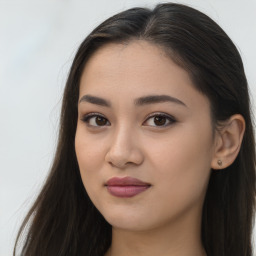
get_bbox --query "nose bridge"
[105,121,143,168]
[111,121,134,153]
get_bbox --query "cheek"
[75,129,104,194]
[150,124,213,169]
[148,124,213,208]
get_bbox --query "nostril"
[105,142,144,167]
[108,159,129,169]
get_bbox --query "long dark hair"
[14,3,255,256]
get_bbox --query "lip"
[105,176,151,198]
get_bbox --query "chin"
[101,209,162,232]
[108,219,151,231]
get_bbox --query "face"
[75,41,216,231]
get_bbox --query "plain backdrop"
[0,0,255,255]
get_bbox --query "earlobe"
[211,114,245,170]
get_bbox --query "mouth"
[105,176,151,198]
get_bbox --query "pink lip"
[106,177,151,198]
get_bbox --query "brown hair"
[14,3,255,256]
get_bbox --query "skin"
[75,40,244,256]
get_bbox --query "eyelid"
[80,112,110,127]
[143,112,176,127]
[80,112,176,128]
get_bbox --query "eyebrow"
[79,94,111,107]
[134,95,187,107]
[79,94,187,108]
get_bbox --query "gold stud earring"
[217,159,222,167]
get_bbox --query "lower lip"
[106,185,150,198]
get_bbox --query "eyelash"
[81,113,111,127]
[80,112,176,128]
[144,112,176,127]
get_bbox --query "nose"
[105,125,144,169]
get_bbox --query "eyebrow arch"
[79,95,111,107]
[79,94,187,108]
[134,95,187,107]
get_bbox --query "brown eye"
[95,116,108,126]
[82,114,110,127]
[154,116,167,126]
[144,113,176,127]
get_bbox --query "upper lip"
[106,176,151,186]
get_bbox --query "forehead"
[79,40,210,111]
[81,41,179,80]
[84,40,169,69]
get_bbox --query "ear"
[211,114,245,170]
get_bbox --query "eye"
[143,113,176,127]
[81,113,110,127]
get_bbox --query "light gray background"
[1,0,255,255]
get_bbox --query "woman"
[14,3,255,256]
